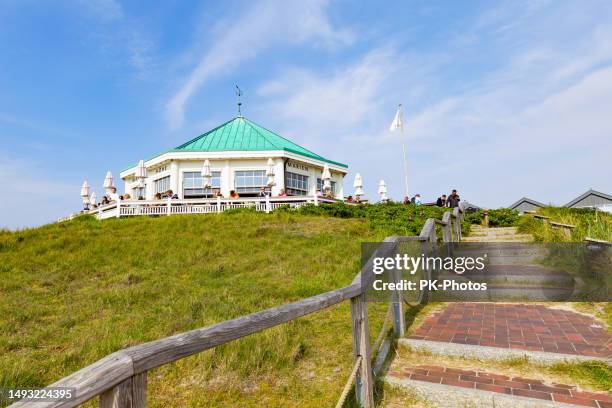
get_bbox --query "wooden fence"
[12,204,466,408]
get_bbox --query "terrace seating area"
[61,195,339,221]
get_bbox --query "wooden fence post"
[350,293,374,408]
[100,372,146,408]
[265,195,271,213]
[390,265,405,337]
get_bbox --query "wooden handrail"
[584,237,612,245]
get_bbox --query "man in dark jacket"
[446,190,460,208]
[436,194,447,207]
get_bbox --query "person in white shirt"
[109,187,120,202]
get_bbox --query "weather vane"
[235,85,243,116]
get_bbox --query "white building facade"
[119,116,347,200]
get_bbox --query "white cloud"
[165,0,352,130]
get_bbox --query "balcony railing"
[81,196,339,220]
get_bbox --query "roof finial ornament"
[235,85,243,117]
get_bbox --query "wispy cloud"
[165,0,352,130]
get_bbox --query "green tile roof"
[170,116,347,168]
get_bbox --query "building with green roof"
[120,116,348,199]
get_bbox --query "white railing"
[82,196,338,220]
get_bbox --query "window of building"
[317,178,336,194]
[286,172,309,195]
[182,171,221,197]
[154,176,170,194]
[234,170,266,193]
[132,186,146,199]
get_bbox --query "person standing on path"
[446,190,460,208]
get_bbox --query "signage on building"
[286,160,310,175]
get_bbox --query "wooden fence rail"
[12,204,466,408]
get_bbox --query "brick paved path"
[388,364,612,407]
[407,303,612,358]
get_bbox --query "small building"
[508,197,546,214]
[120,116,348,199]
[565,189,612,210]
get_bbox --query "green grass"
[0,211,414,407]
[550,361,612,392]
[517,207,612,242]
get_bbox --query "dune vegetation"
[0,208,424,407]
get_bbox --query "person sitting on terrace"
[165,190,178,199]
[154,192,162,200]
[258,187,270,197]
[212,189,222,197]
[278,188,287,197]
[101,196,110,205]
[324,189,333,199]
[229,190,240,199]
[123,193,131,200]
[346,195,353,203]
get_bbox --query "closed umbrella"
[80,180,90,197]
[136,160,147,179]
[90,192,97,206]
[103,171,114,194]
[378,180,388,202]
[266,158,275,186]
[202,159,212,188]
[322,163,332,191]
[353,173,364,198]
[81,181,90,209]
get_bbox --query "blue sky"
[1,0,611,229]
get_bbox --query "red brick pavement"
[388,364,612,407]
[407,303,611,358]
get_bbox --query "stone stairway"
[383,225,612,407]
[461,226,533,242]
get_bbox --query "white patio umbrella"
[266,158,275,186]
[136,159,147,179]
[81,181,90,209]
[378,179,388,202]
[322,163,332,191]
[103,171,114,194]
[202,159,212,188]
[80,180,90,198]
[353,173,364,198]
[90,192,97,206]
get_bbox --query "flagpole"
[401,127,409,199]
[390,104,410,199]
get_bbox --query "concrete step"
[468,231,523,237]
[385,363,612,408]
[462,235,533,242]
[399,338,603,365]
[470,226,519,232]
[438,265,575,284]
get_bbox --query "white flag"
[389,104,403,132]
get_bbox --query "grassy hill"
[0,211,397,407]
